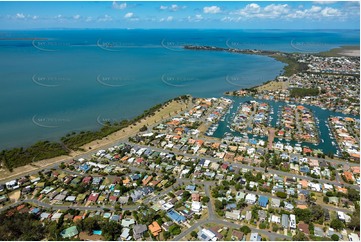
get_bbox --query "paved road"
[204,184,216,220]
[172,217,292,241]
[0,199,137,213]
[126,142,359,191]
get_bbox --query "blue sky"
[0,1,359,29]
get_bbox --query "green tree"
[240,226,251,235]
[347,210,360,232]
[102,221,122,240]
[331,234,339,241]
[214,200,224,210]
[259,222,267,229]
[182,191,191,201]
[276,191,287,199]
[169,224,181,236]
[163,231,171,240]
[294,208,312,223]
[347,188,360,202]
[0,212,46,241]
[310,205,324,223]
[292,231,308,241]
[191,231,197,238]
[83,217,99,234]
[201,196,210,203]
[272,224,279,232]
[330,219,344,231]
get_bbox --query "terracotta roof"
[148,221,162,237]
[298,222,310,234]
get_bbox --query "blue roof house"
[79,164,90,173]
[167,209,186,223]
[186,185,196,191]
[258,196,269,208]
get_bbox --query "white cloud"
[309,6,322,12]
[264,4,289,15]
[321,7,341,16]
[124,12,134,18]
[32,15,38,20]
[73,14,80,20]
[286,5,339,18]
[313,1,337,5]
[159,4,185,11]
[231,3,344,20]
[160,16,174,22]
[235,3,290,18]
[187,14,204,22]
[97,14,112,22]
[244,3,261,14]
[221,16,241,22]
[85,16,93,22]
[203,6,221,14]
[15,13,25,19]
[112,1,127,10]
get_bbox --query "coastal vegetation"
[290,88,319,98]
[271,54,308,76]
[0,212,46,240]
[0,141,68,171]
[0,96,190,171]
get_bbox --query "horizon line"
[0,28,360,30]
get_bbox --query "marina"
[212,96,359,155]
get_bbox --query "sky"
[0,1,359,29]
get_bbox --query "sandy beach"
[0,98,191,181]
[340,49,360,57]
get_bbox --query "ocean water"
[0,29,359,149]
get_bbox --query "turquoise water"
[93,230,102,235]
[0,29,359,149]
[212,96,359,155]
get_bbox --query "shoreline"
[220,45,360,116]
[0,97,191,181]
[184,45,308,77]
[1,45,358,178]
[318,45,360,57]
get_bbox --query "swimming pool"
[93,230,102,235]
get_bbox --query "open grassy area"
[256,80,289,92]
